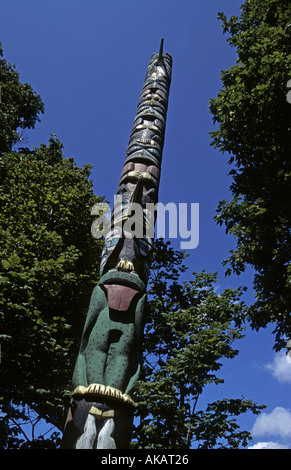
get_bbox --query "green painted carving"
[71,271,146,395]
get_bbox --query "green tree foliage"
[131,239,265,449]
[0,141,104,448]
[209,0,291,350]
[0,42,44,154]
[0,43,104,447]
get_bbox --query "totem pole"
[62,39,172,449]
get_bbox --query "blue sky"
[1,0,291,449]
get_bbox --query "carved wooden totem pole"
[62,40,172,449]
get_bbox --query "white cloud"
[265,351,291,384]
[251,407,291,439]
[248,441,290,449]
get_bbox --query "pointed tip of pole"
[158,38,164,61]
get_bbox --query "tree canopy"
[131,239,265,449]
[0,42,104,447]
[0,42,44,155]
[209,0,291,351]
[0,137,104,447]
